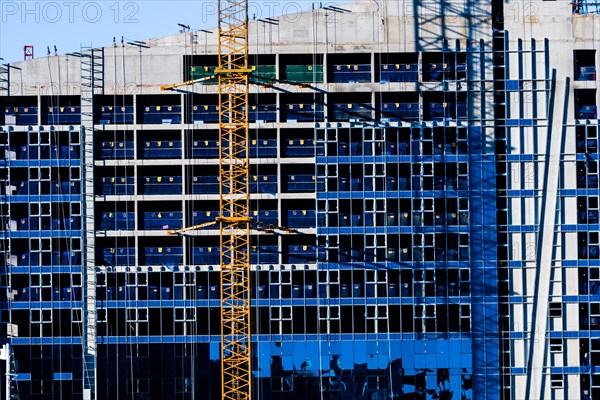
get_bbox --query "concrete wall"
[5,0,492,96]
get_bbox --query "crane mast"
[216,0,252,398]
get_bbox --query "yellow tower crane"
[163,1,257,398]
[160,0,253,398]
[215,0,252,398]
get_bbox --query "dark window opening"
[575,89,597,120]
[575,50,596,81]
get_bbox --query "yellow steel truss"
[217,0,252,398]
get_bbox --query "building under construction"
[1,0,600,398]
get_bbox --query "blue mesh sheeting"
[11,145,78,160]
[576,66,597,81]
[96,106,134,124]
[160,287,173,300]
[351,177,368,191]
[61,287,82,301]
[13,145,38,159]
[337,177,350,191]
[96,177,135,195]
[143,247,183,266]
[579,211,599,224]
[141,105,181,124]
[427,102,447,120]
[332,103,373,121]
[140,140,182,159]
[96,141,134,160]
[247,104,277,122]
[250,245,279,264]
[252,209,278,225]
[252,285,268,298]
[577,105,598,119]
[385,212,399,226]
[425,102,467,121]
[61,145,80,159]
[578,175,599,188]
[46,106,81,124]
[190,247,220,265]
[283,174,319,192]
[4,106,38,125]
[51,217,81,230]
[141,211,182,230]
[140,176,182,195]
[190,140,219,158]
[386,248,401,262]
[15,287,40,301]
[14,181,38,195]
[17,252,40,266]
[381,103,420,121]
[17,217,39,230]
[39,145,60,159]
[580,245,600,259]
[286,209,316,228]
[456,103,468,119]
[282,138,317,157]
[211,140,277,158]
[191,210,219,224]
[98,212,135,230]
[190,105,220,123]
[100,247,135,266]
[195,286,209,299]
[249,139,277,158]
[283,103,324,122]
[423,63,453,81]
[51,181,80,195]
[249,175,277,194]
[386,176,405,190]
[335,142,349,156]
[60,251,81,265]
[380,64,418,82]
[115,286,136,300]
[339,248,363,262]
[96,287,115,300]
[331,64,371,83]
[284,244,318,263]
[338,213,363,227]
[303,284,316,298]
[577,139,598,152]
[190,176,220,194]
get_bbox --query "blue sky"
[0,1,319,63]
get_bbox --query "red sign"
[24,45,34,60]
